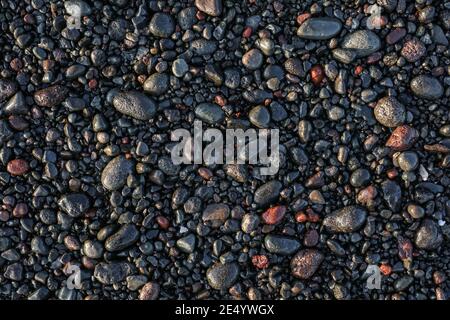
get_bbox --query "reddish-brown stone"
[296,13,311,25]
[262,205,286,225]
[13,203,28,218]
[386,28,406,45]
[156,216,170,229]
[252,255,269,269]
[310,65,324,86]
[385,125,419,151]
[7,159,29,176]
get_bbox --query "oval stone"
[101,155,134,191]
[297,17,342,40]
[112,91,156,120]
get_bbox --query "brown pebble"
[139,282,160,300]
[198,167,213,180]
[310,65,324,86]
[13,203,28,218]
[290,249,324,279]
[156,216,170,229]
[304,229,319,247]
[7,159,29,176]
[385,125,419,151]
[386,28,406,45]
[401,38,426,62]
[262,205,286,225]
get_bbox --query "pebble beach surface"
[0,0,450,300]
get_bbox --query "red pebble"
[242,26,253,38]
[156,216,169,229]
[310,65,324,86]
[252,255,269,269]
[262,205,286,225]
[7,159,29,176]
[296,13,311,25]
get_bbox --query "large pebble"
[105,224,140,252]
[242,49,263,70]
[195,103,225,124]
[143,73,169,96]
[206,263,239,290]
[414,219,443,250]
[264,235,300,255]
[101,155,134,191]
[0,79,18,102]
[410,75,444,100]
[341,30,381,57]
[290,249,324,279]
[385,125,418,151]
[254,180,282,208]
[374,96,406,128]
[112,91,156,120]
[33,85,68,108]
[323,206,367,233]
[149,13,174,37]
[58,193,91,218]
[297,17,342,40]
[195,0,223,17]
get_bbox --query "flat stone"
[297,17,342,40]
[264,235,300,255]
[254,180,283,208]
[143,73,169,96]
[195,102,225,124]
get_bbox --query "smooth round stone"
[323,206,367,233]
[341,30,381,57]
[263,65,284,80]
[397,151,419,171]
[194,102,225,124]
[350,168,371,188]
[206,263,239,290]
[112,91,156,120]
[296,17,342,40]
[143,73,169,96]
[178,7,197,30]
[224,68,241,89]
[149,13,174,37]
[190,39,217,55]
[249,105,270,128]
[410,75,444,100]
[407,204,425,219]
[242,49,263,70]
[101,155,134,191]
[58,193,91,218]
[264,235,300,255]
[254,180,282,208]
[82,240,104,259]
[172,58,189,77]
[414,219,443,250]
[374,96,406,128]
